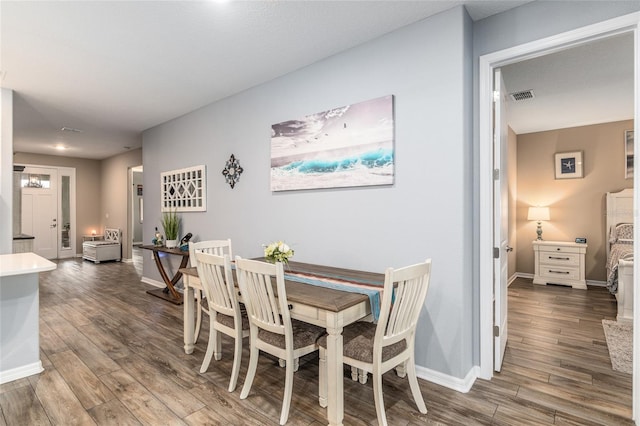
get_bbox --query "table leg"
[325,313,344,426]
[183,275,195,354]
[152,251,182,300]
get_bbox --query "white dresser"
[532,240,587,289]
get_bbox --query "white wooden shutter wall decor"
[161,165,206,212]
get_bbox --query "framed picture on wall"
[625,130,634,179]
[554,151,583,179]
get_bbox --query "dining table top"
[180,259,384,313]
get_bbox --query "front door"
[21,167,58,259]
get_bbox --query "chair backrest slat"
[236,257,290,337]
[376,260,432,348]
[189,239,233,268]
[195,252,237,318]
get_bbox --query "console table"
[141,245,189,305]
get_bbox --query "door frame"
[57,166,76,259]
[478,10,640,417]
[128,165,143,258]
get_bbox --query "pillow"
[611,223,633,244]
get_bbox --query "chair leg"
[199,320,217,373]
[194,291,203,343]
[350,366,358,381]
[372,371,387,426]
[318,347,327,408]
[279,358,286,368]
[358,369,368,384]
[228,332,243,392]
[280,356,295,425]
[240,345,259,400]
[396,361,407,378]
[406,357,427,414]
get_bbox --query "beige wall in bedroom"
[515,119,633,282]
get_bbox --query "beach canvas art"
[270,95,395,191]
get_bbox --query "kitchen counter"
[12,234,35,254]
[12,233,35,240]
[0,252,56,384]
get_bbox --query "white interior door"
[493,68,509,372]
[21,167,58,259]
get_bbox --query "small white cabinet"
[532,240,587,289]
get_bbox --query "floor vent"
[509,90,535,101]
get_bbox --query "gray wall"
[144,7,474,378]
[142,1,640,381]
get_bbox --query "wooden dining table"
[179,259,384,426]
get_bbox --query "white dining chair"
[235,256,325,425]
[189,239,233,342]
[318,259,432,426]
[194,252,249,392]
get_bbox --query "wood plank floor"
[0,258,633,425]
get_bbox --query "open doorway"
[130,165,143,247]
[479,12,639,421]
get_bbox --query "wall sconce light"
[528,206,550,240]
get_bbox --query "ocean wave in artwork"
[281,148,393,174]
[271,147,394,191]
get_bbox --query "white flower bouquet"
[264,241,294,264]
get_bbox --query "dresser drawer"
[537,245,582,254]
[539,265,580,281]
[539,252,580,266]
[533,240,587,289]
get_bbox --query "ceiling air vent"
[509,90,535,101]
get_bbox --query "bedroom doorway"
[479,11,639,420]
[128,165,143,260]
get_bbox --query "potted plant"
[161,210,180,248]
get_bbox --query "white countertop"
[0,253,57,277]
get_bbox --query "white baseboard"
[508,272,533,286]
[141,276,185,293]
[415,364,479,393]
[587,279,607,287]
[141,276,165,288]
[0,361,43,385]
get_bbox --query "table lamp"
[528,206,550,240]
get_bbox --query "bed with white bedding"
[606,189,634,322]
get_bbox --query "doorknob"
[506,245,513,252]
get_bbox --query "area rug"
[602,319,632,374]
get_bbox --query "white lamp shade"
[528,206,550,221]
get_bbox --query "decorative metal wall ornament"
[222,154,244,189]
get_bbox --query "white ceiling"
[5,1,628,161]
[501,32,634,135]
